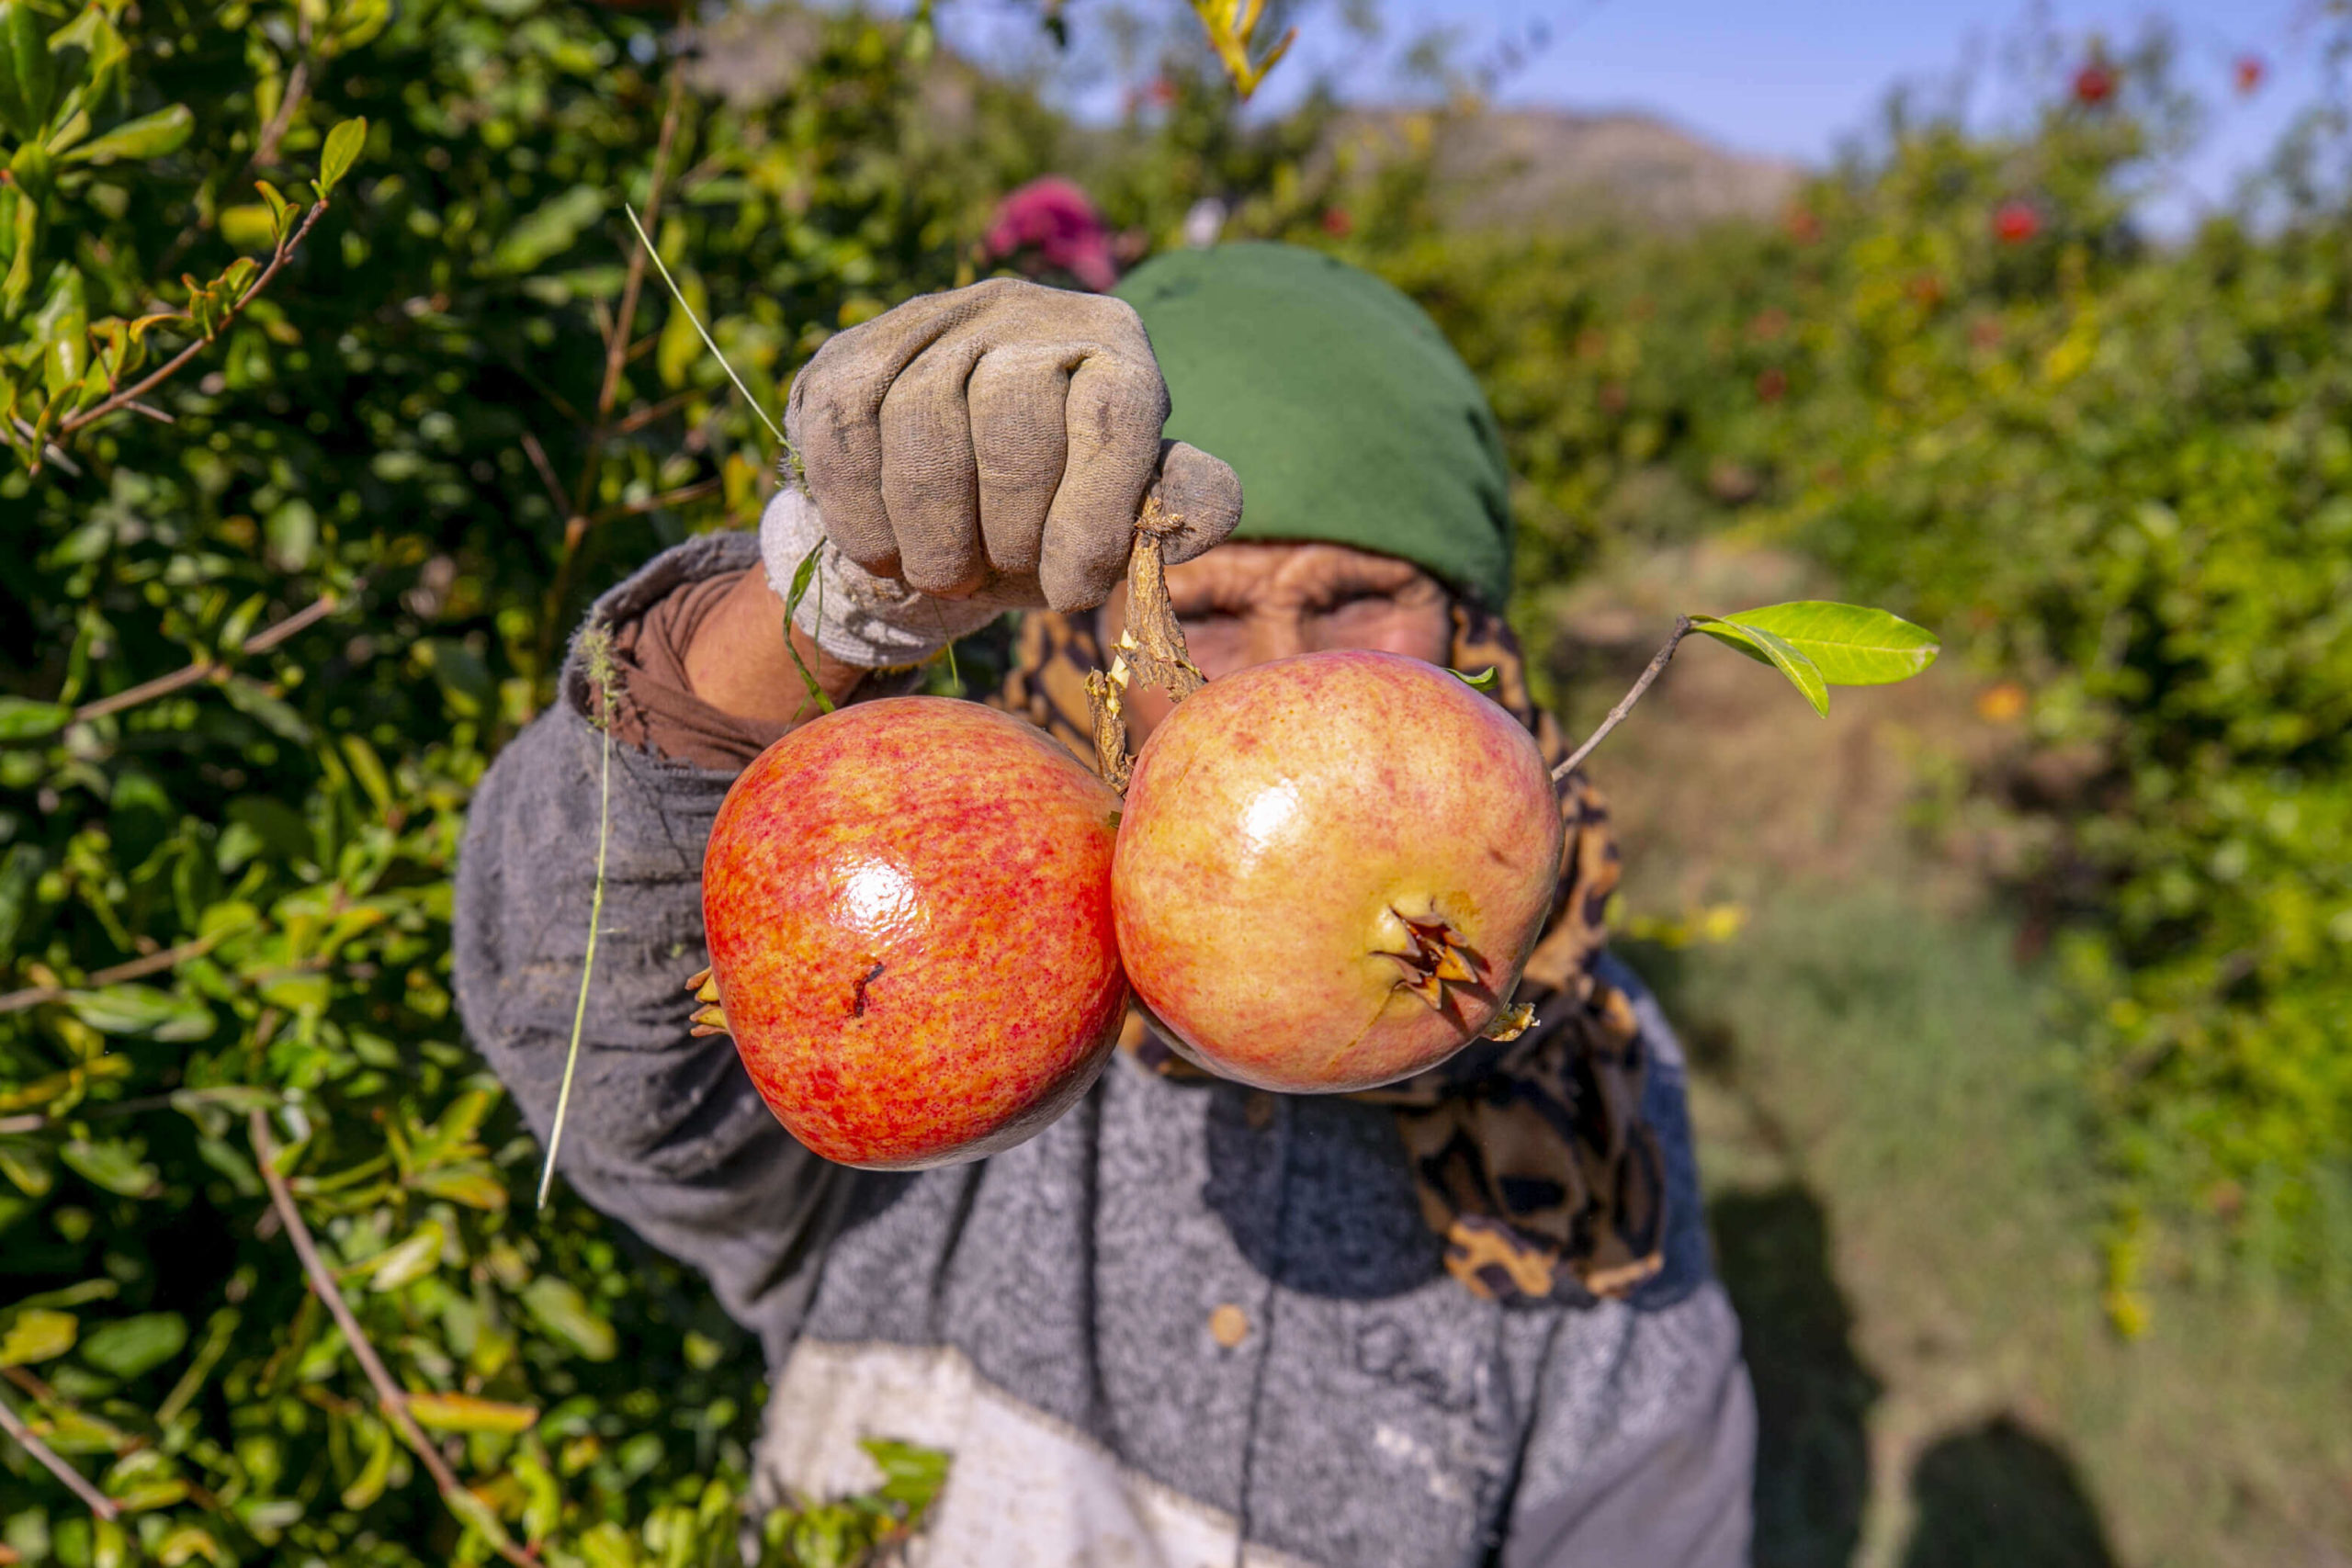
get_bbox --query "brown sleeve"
[603,570,799,774]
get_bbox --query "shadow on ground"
[1710,1182,1878,1568]
[1902,1417,2120,1568]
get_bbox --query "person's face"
[1099,540,1453,742]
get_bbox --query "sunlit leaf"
[60,1138,161,1197]
[317,116,367,197]
[367,1220,445,1291]
[0,1,56,143]
[1689,615,1830,716]
[0,1307,75,1366]
[0,694,71,738]
[1720,601,1940,684]
[66,986,215,1042]
[408,1392,539,1435]
[80,1312,187,1378]
[521,1276,617,1361]
[63,103,193,164]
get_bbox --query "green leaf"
[490,185,605,275]
[60,1138,161,1198]
[67,985,215,1042]
[62,103,193,164]
[0,2,57,143]
[1690,615,1831,716]
[79,1312,187,1378]
[521,1276,617,1361]
[316,116,367,198]
[0,694,71,739]
[367,1219,445,1292]
[783,538,834,716]
[414,1160,507,1211]
[407,1391,539,1435]
[1714,601,1940,685]
[1449,666,1499,692]
[0,1307,75,1366]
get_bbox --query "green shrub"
[0,0,1043,1557]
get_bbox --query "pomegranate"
[697,698,1126,1168]
[1112,650,1564,1092]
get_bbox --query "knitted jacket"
[451,535,1755,1568]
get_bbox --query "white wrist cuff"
[757,487,1003,669]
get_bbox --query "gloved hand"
[763,278,1243,668]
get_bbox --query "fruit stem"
[1088,496,1204,790]
[1555,615,1693,781]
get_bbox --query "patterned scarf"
[989,600,1667,1304]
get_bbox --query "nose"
[1246,609,1312,666]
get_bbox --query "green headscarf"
[1114,242,1514,605]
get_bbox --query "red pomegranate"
[698,699,1126,1168]
[1112,651,1564,1093]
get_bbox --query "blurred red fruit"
[1147,75,1178,107]
[1321,206,1353,237]
[1784,205,1822,243]
[2235,55,2266,96]
[1756,367,1788,402]
[2073,63,2117,106]
[1994,201,2041,244]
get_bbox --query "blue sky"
[926,0,2338,215]
[1363,0,2324,205]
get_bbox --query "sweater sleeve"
[452,533,849,1363]
[1498,954,1758,1568]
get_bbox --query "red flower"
[2072,62,2117,106]
[2234,54,2267,96]
[1783,205,1822,244]
[1320,207,1353,238]
[1994,200,2042,244]
[1755,367,1788,402]
[981,176,1119,292]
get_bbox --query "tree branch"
[0,1387,119,1521]
[1555,616,1693,781]
[55,198,334,448]
[68,588,345,726]
[0,933,224,1017]
[249,1110,534,1568]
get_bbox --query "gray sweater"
[453,536,1755,1568]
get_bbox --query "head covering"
[1114,242,1515,604]
[992,598,1665,1304]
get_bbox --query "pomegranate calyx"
[684,964,731,1039]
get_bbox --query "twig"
[0,1387,119,1521]
[585,70,689,475]
[53,200,334,449]
[252,9,315,168]
[585,476,720,525]
[67,588,345,726]
[249,1110,534,1568]
[0,933,224,1017]
[10,417,83,475]
[519,433,571,515]
[537,73,688,692]
[122,400,175,425]
[1554,615,1692,781]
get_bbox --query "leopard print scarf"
[989,601,1666,1304]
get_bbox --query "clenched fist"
[783,277,1244,615]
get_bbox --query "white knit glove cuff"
[758,486,1005,669]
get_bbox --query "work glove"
[762,277,1243,668]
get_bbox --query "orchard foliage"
[1352,28,2352,1298]
[0,0,1030,1559]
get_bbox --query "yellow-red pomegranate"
[700,698,1126,1168]
[1112,651,1563,1092]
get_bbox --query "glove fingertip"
[1152,441,1245,566]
